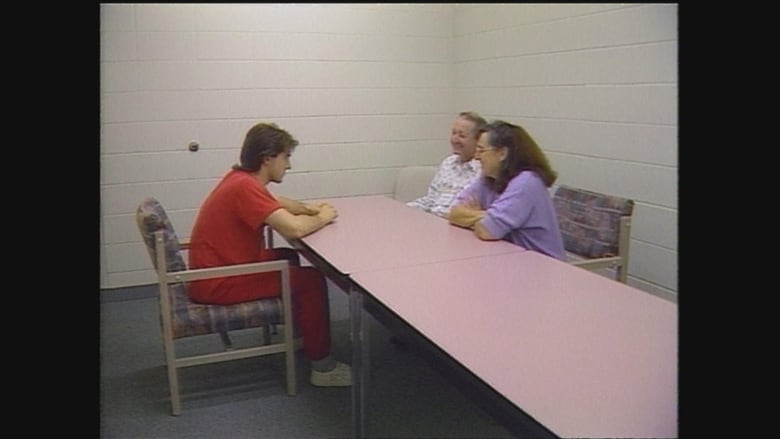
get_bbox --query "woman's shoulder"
[508,170,546,190]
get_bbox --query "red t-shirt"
[188,169,283,304]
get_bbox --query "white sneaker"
[310,361,352,387]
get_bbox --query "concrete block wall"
[453,4,677,300]
[101,4,677,300]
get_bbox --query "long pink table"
[297,195,526,275]
[292,195,677,438]
[352,251,678,438]
[292,195,529,436]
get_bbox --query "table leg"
[350,286,368,438]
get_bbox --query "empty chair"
[136,197,298,415]
[552,185,634,283]
[393,165,438,202]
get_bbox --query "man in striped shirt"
[407,111,487,218]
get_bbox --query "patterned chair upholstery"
[136,197,297,415]
[552,185,634,283]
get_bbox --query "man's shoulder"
[223,169,261,186]
[440,154,459,166]
[441,154,477,168]
[218,170,274,199]
[441,155,480,171]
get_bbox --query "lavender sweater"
[454,171,565,260]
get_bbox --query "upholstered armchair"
[136,197,299,415]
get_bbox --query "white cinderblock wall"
[100,4,454,288]
[453,4,677,300]
[101,4,678,300]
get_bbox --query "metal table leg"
[350,286,369,438]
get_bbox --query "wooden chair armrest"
[571,256,622,269]
[165,260,289,283]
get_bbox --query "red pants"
[188,248,331,361]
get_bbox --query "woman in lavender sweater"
[448,120,565,261]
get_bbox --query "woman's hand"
[448,202,485,229]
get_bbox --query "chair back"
[136,197,187,273]
[552,185,634,258]
[394,165,438,202]
[136,197,285,338]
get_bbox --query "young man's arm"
[276,195,320,216]
[265,203,338,240]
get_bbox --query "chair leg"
[285,329,297,396]
[616,264,628,283]
[167,364,181,416]
[219,331,233,350]
[262,324,272,345]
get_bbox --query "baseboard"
[100,284,157,303]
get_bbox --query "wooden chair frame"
[565,216,631,283]
[552,185,634,284]
[153,230,297,415]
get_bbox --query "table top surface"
[299,195,527,275]
[352,250,678,438]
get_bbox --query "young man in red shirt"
[188,122,350,387]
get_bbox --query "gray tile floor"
[100,282,521,438]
